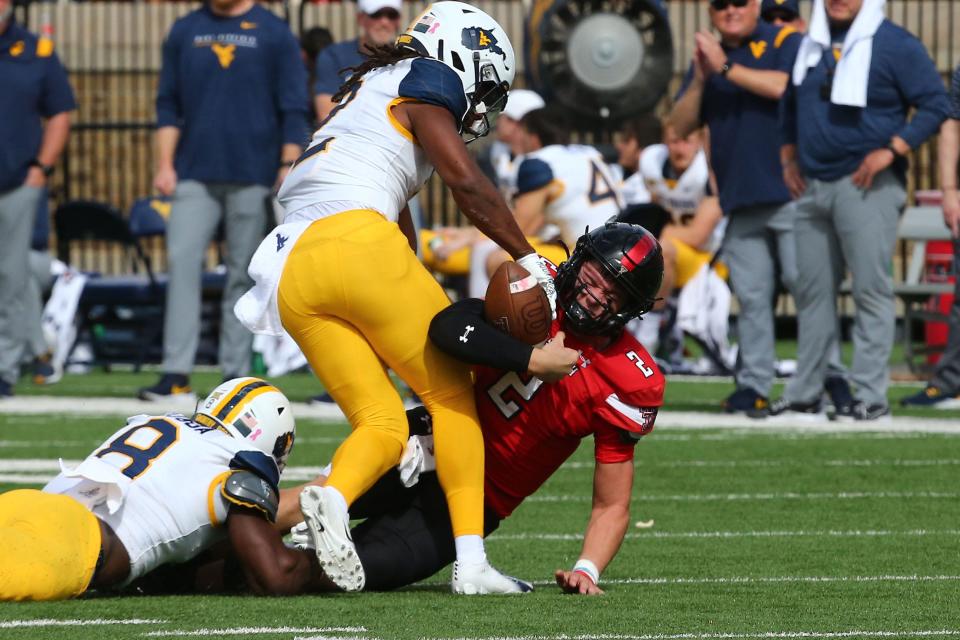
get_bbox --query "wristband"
[719,61,731,77]
[886,142,903,158]
[572,558,600,585]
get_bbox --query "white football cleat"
[299,486,365,592]
[451,560,534,595]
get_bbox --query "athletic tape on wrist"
[572,558,600,585]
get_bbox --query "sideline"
[1,395,960,433]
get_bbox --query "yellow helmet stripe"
[221,384,276,427]
[212,380,271,422]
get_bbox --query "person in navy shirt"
[138,0,309,401]
[0,0,75,399]
[777,0,949,421]
[670,0,806,416]
[313,0,403,121]
[901,63,960,408]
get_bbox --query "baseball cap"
[502,90,546,122]
[761,0,800,20]
[357,0,402,16]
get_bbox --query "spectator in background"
[669,0,804,416]
[139,0,308,401]
[0,0,74,399]
[900,65,960,408]
[482,88,545,199]
[612,114,662,208]
[778,0,949,420]
[300,26,334,126]
[760,0,806,31]
[313,0,402,121]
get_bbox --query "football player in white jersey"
[237,1,547,595]
[0,378,323,601]
[465,108,625,296]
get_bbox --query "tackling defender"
[237,1,555,595]
[296,223,665,594]
[0,378,323,600]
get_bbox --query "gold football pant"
[672,239,729,288]
[0,490,101,601]
[279,210,485,536]
[420,229,569,276]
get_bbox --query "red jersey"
[476,320,665,519]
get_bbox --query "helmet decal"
[462,26,508,63]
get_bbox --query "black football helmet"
[555,222,663,337]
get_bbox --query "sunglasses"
[762,9,797,21]
[710,0,750,10]
[366,8,401,20]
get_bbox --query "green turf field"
[1,388,959,639]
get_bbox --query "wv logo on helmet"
[461,26,506,60]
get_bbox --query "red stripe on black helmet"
[620,233,658,272]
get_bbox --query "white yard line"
[527,491,960,503]
[436,630,960,640]
[143,627,367,637]
[489,528,960,542]
[2,396,960,433]
[0,618,165,629]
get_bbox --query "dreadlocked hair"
[332,44,426,103]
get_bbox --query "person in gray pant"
[0,0,75,399]
[670,0,853,416]
[138,0,308,400]
[778,0,949,420]
[901,63,960,408]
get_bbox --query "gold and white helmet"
[194,377,296,472]
[398,1,515,139]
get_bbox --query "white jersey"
[608,163,652,206]
[279,57,468,223]
[515,144,624,247]
[44,413,279,585]
[640,144,710,224]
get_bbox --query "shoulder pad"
[222,470,279,523]
[397,57,469,123]
[229,450,280,491]
[516,157,554,195]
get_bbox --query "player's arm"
[221,470,326,595]
[227,507,325,596]
[513,188,549,236]
[554,459,633,595]
[659,196,722,250]
[405,102,534,261]
[429,298,578,382]
[397,204,417,252]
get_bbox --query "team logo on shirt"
[212,43,236,68]
[749,40,767,59]
[461,26,506,61]
[240,21,257,30]
[9,40,24,57]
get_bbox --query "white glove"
[289,521,313,550]
[516,253,557,319]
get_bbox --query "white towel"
[792,0,886,108]
[234,221,313,337]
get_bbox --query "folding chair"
[54,200,163,370]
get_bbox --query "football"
[483,261,552,345]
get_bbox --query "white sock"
[323,485,349,524]
[454,534,486,566]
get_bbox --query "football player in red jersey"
[273,223,665,595]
